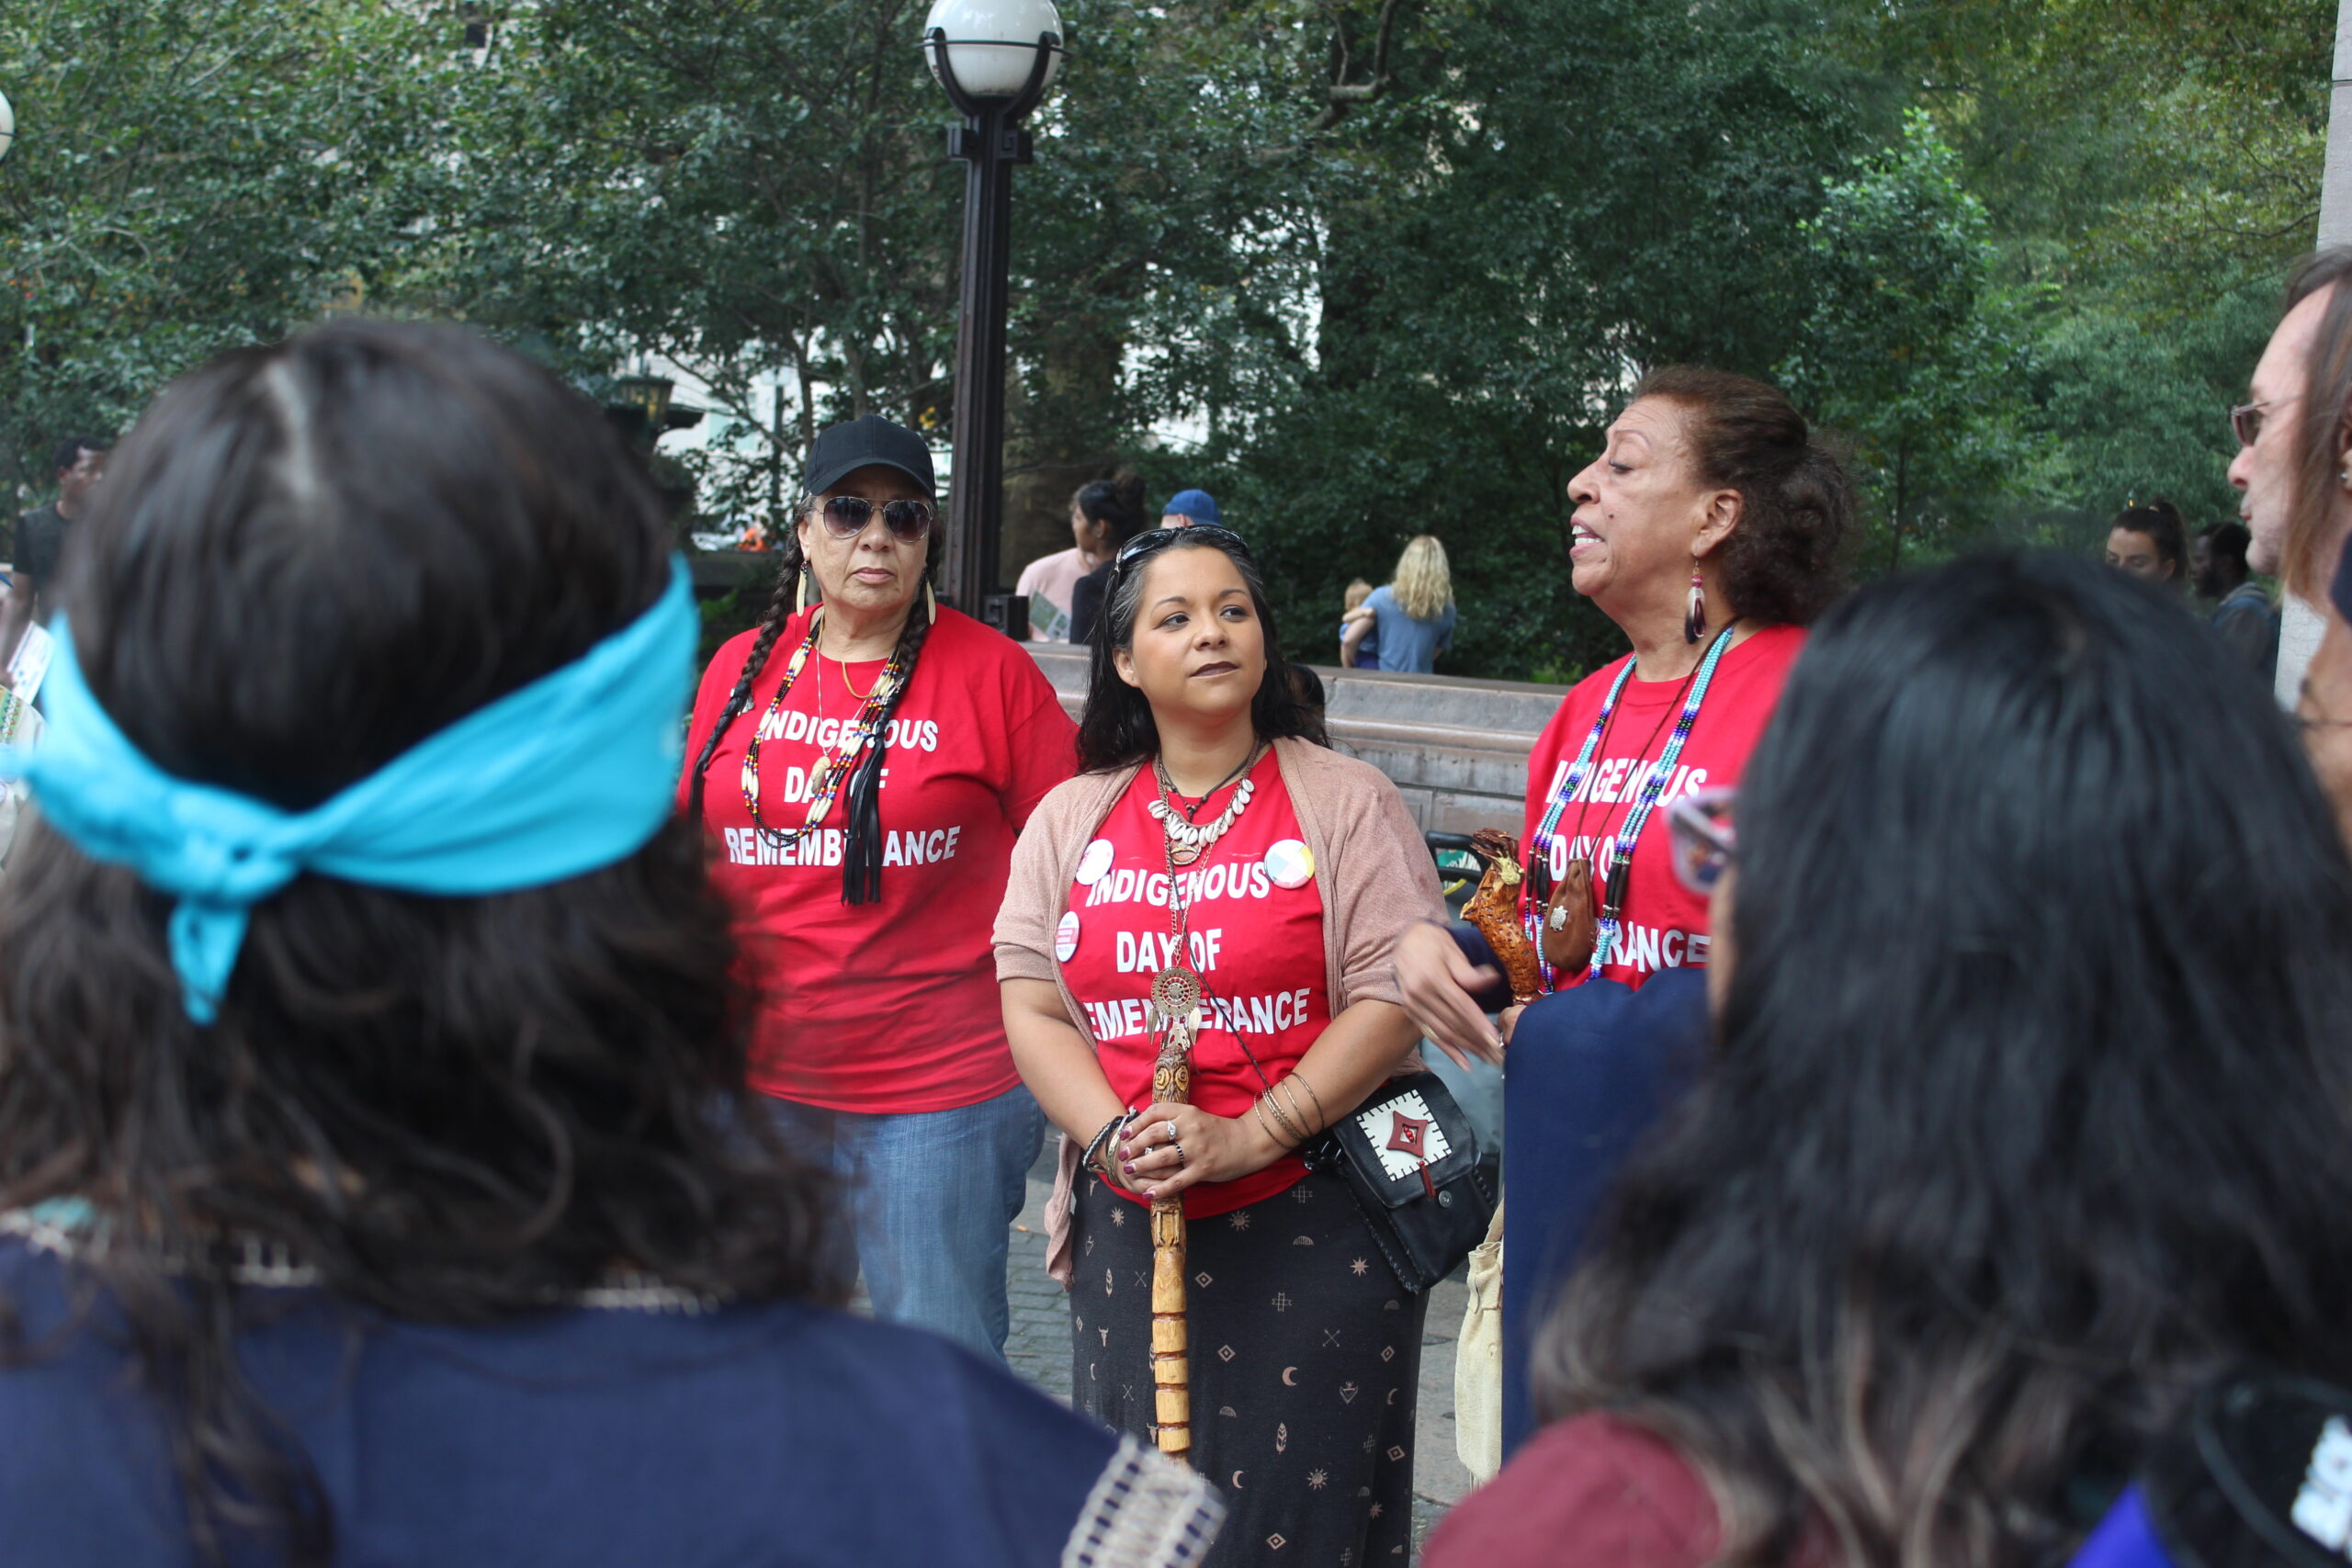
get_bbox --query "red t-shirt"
[1520,625,1804,988]
[680,606,1078,1112]
[1056,750,1325,1216]
[1425,1415,1721,1568]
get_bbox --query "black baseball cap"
[803,414,936,500]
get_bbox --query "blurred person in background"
[1430,553,2352,1568]
[0,321,1217,1568]
[1017,472,1144,643]
[1396,367,1850,1063]
[12,434,107,626]
[1067,476,1157,647]
[1160,488,1220,529]
[2192,521,2278,683]
[681,414,1077,1364]
[1338,577,1379,668]
[2104,498,2187,588]
[1342,535,1458,674]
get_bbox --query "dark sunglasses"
[818,494,935,543]
[1111,523,1252,581]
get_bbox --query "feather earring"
[924,580,937,625]
[1683,567,1707,645]
[796,564,815,615]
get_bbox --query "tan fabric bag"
[1454,1196,1506,1483]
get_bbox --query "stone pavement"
[1003,1142,1475,1558]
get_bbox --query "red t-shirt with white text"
[1520,625,1804,988]
[681,606,1078,1112]
[1057,750,1325,1216]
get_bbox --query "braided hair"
[687,498,936,905]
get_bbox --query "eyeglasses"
[1110,523,1252,581]
[817,494,935,543]
[1666,787,1736,895]
[2230,395,2298,449]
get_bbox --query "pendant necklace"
[739,608,907,850]
[1525,625,1736,985]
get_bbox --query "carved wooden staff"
[1147,976,1198,1461]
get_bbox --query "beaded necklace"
[739,610,907,850]
[1525,625,1736,987]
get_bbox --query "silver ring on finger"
[1162,1119,1179,1143]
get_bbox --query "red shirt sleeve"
[1425,1415,1721,1568]
[995,655,1078,829]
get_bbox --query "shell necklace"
[1149,744,1264,866]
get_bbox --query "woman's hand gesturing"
[1117,1100,1287,1201]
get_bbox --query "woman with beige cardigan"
[996,525,1444,1567]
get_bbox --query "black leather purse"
[1303,1071,1498,1295]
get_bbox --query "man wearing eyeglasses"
[2230,248,2352,843]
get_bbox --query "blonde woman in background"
[1343,535,1457,673]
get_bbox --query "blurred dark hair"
[1,321,834,1567]
[48,434,107,475]
[2110,497,2188,574]
[1288,661,1327,714]
[2200,520,2254,580]
[1073,470,1149,547]
[1634,366,1851,626]
[2282,247,2352,599]
[1077,529,1327,773]
[1540,552,2352,1568]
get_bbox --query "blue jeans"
[765,1085,1043,1362]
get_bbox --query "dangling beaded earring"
[1683,566,1707,645]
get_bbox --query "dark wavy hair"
[2110,497,2188,577]
[0,321,835,1567]
[684,422,938,903]
[1540,552,2352,1568]
[1634,365,1851,626]
[1076,529,1328,773]
[1074,469,1148,546]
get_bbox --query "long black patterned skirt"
[1069,1167,1428,1566]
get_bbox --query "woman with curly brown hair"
[1396,367,1851,1064]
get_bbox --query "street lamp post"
[0,87,16,164]
[923,0,1064,634]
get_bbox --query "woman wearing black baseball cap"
[682,414,1079,1361]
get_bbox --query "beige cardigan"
[993,735,1445,1285]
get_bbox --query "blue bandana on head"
[1,556,698,1022]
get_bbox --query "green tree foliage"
[0,0,459,492]
[0,0,2332,674]
[1781,114,2031,572]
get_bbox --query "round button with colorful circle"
[1263,839,1314,889]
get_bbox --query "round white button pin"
[1263,839,1313,889]
[1074,839,1114,886]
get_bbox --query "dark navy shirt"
[0,1234,1218,1567]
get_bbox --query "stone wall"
[1022,645,1567,835]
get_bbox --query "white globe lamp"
[0,89,14,164]
[923,0,1064,104]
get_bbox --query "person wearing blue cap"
[1160,488,1220,528]
[0,321,1218,1568]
